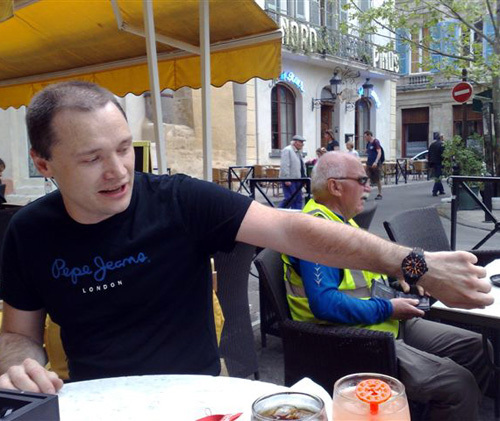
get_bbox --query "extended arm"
[299,260,392,324]
[236,201,492,309]
[0,303,63,393]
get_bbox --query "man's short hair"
[26,81,127,160]
[0,158,5,171]
[311,152,348,197]
[364,130,373,137]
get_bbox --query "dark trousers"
[396,318,492,420]
[431,164,445,195]
[280,182,303,210]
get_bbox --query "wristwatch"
[401,247,428,285]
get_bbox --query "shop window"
[271,84,296,152]
[401,107,429,157]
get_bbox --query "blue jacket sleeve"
[298,259,393,325]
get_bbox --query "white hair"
[311,152,352,198]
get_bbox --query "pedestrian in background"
[325,129,339,151]
[364,130,383,200]
[345,140,359,158]
[428,133,445,196]
[279,135,306,209]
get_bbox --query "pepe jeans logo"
[51,252,149,293]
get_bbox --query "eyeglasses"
[328,176,369,186]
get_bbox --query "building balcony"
[266,9,397,71]
[397,73,461,91]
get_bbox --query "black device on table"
[491,274,500,287]
[371,280,431,311]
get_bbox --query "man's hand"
[371,163,377,168]
[284,181,291,186]
[0,358,63,394]
[418,251,492,309]
[390,298,425,320]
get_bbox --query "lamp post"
[362,78,373,98]
[462,68,468,142]
[329,72,342,98]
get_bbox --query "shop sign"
[373,50,399,73]
[279,71,304,92]
[280,16,318,53]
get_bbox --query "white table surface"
[431,259,500,321]
[58,375,333,421]
[59,375,283,420]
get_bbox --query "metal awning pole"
[200,0,212,181]
[143,0,167,174]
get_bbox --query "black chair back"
[214,242,259,379]
[383,206,451,251]
[0,205,22,247]
[254,248,290,323]
[353,203,377,230]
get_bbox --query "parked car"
[410,150,428,161]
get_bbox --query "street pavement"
[246,178,498,419]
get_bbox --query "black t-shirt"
[0,173,252,381]
[326,140,339,151]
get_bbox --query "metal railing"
[395,159,408,184]
[449,176,500,250]
[228,166,255,194]
[249,178,311,208]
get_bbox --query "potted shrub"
[442,134,486,210]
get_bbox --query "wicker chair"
[253,248,397,393]
[0,205,22,246]
[213,242,259,379]
[383,206,451,251]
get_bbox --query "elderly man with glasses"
[282,152,492,421]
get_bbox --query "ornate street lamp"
[362,78,373,98]
[329,72,343,98]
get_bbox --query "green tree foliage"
[345,0,500,175]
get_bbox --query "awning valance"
[0,0,282,109]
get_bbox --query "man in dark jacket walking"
[428,133,445,196]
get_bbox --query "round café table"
[59,375,287,420]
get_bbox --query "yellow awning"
[0,0,282,109]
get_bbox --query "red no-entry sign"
[451,82,473,103]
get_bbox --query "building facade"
[254,0,400,165]
[395,14,493,157]
[1,0,400,201]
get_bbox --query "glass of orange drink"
[332,373,410,421]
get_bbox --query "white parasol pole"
[200,0,212,181]
[142,0,167,174]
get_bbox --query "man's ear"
[29,149,52,177]
[327,178,342,197]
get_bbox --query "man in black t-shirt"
[0,82,492,395]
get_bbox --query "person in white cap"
[279,135,306,209]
